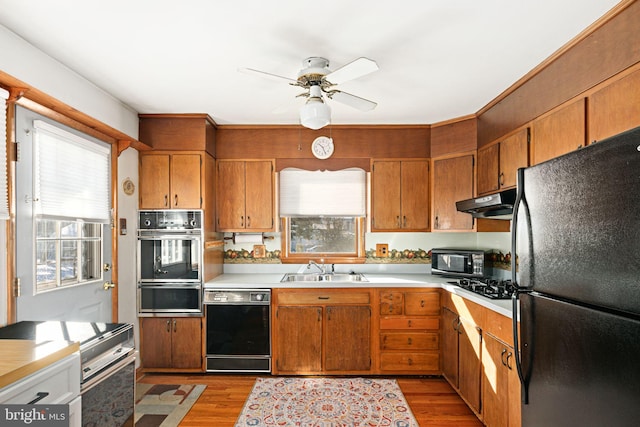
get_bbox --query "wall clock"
[311,136,334,160]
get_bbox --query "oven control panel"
[138,210,202,230]
[204,289,271,305]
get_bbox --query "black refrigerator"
[511,125,640,427]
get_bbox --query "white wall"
[0,24,138,138]
[117,147,139,355]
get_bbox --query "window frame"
[280,217,366,264]
[35,217,104,293]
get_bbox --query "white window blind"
[0,87,9,220]
[34,120,111,223]
[279,168,366,216]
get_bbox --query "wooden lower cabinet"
[139,317,203,371]
[442,291,521,427]
[273,306,322,373]
[459,316,482,413]
[378,289,441,374]
[482,333,521,427]
[442,306,459,386]
[272,289,372,375]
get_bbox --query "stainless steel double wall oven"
[137,210,203,315]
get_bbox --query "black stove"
[449,278,516,300]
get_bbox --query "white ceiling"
[0,0,621,127]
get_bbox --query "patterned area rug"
[135,383,206,427]
[235,377,418,427]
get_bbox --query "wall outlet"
[376,243,389,257]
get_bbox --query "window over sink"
[279,168,366,263]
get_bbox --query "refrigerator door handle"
[512,167,531,404]
[511,167,525,286]
[512,291,530,404]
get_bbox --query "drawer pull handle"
[408,358,413,366]
[407,337,412,345]
[407,320,412,327]
[318,296,330,300]
[420,300,425,307]
[28,392,49,405]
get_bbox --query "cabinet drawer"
[379,291,403,315]
[380,317,439,330]
[380,332,439,350]
[277,292,370,305]
[380,352,440,371]
[0,353,81,404]
[405,292,440,315]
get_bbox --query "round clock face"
[311,136,334,159]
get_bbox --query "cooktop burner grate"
[449,278,516,300]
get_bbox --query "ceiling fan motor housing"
[297,57,331,87]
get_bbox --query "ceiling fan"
[240,57,379,129]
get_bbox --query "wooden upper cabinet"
[432,154,474,231]
[170,154,203,208]
[139,152,202,209]
[217,160,274,232]
[371,159,429,232]
[477,128,529,195]
[588,67,640,143]
[532,98,586,165]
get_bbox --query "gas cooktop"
[449,278,516,300]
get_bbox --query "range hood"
[456,188,517,219]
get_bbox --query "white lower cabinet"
[0,352,81,427]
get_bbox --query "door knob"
[103,282,116,290]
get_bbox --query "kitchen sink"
[280,273,368,283]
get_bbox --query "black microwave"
[431,248,486,278]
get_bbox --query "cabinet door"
[482,333,510,427]
[170,317,202,369]
[217,161,247,230]
[140,318,172,368]
[274,306,322,373]
[459,316,482,413]
[171,154,202,208]
[499,128,528,189]
[588,68,640,142]
[325,305,371,371]
[507,349,522,427]
[244,161,274,230]
[532,98,585,165]
[139,154,170,208]
[401,160,430,230]
[432,155,474,231]
[442,307,459,387]
[371,161,402,230]
[477,144,500,195]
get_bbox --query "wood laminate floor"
[138,374,483,427]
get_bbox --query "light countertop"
[0,339,79,389]
[205,273,515,318]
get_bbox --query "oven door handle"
[81,352,136,393]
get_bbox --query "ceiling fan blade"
[324,57,379,85]
[327,90,377,111]
[238,67,299,85]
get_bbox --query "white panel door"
[14,106,113,322]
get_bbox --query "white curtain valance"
[0,87,9,220]
[34,119,111,222]
[279,168,366,217]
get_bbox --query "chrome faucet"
[307,260,325,274]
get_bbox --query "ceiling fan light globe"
[300,98,331,130]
